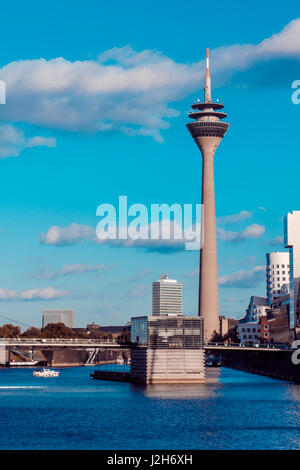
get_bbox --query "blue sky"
[0,0,299,327]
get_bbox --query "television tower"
[186,48,229,340]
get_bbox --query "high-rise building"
[152,274,182,316]
[42,309,74,328]
[284,211,300,330]
[266,251,290,304]
[186,49,229,340]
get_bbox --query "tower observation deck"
[186,48,230,340]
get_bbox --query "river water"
[0,366,299,450]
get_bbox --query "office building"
[284,211,300,330]
[152,274,182,316]
[42,309,74,328]
[186,49,229,340]
[266,251,290,304]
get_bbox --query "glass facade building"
[42,309,74,328]
[131,315,204,349]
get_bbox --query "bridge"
[0,338,123,348]
[1,339,299,382]
[0,338,129,368]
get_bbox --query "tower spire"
[204,48,212,103]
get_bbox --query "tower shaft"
[198,139,219,339]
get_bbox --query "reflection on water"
[137,369,222,399]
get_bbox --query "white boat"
[33,368,60,377]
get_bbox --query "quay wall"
[219,348,300,383]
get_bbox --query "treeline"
[211,326,239,343]
[0,322,112,339]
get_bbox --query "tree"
[211,326,239,344]
[224,326,239,343]
[211,330,223,343]
[41,322,74,338]
[0,323,21,338]
[22,327,42,338]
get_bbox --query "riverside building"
[130,315,205,384]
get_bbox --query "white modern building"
[152,274,183,316]
[245,296,268,322]
[266,251,290,305]
[42,309,74,328]
[284,211,300,330]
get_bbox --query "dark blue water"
[0,366,299,450]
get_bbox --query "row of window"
[269,264,290,268]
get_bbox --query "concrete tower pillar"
[186,49,230,340]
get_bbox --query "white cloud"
[0,286,68,301]
[25,136,56,148]
[0,19,299,141]
[40,223,95,246]
[217,210,252,225]
[32,263,107,280]
[0,288,18,300]
[40,219,265,251]
[0,123,56,159]
[217,224,265,243]
[41,220,201,253]
[219,266,265,288]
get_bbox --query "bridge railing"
[0,338,117,344]
[205,341,291,350]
